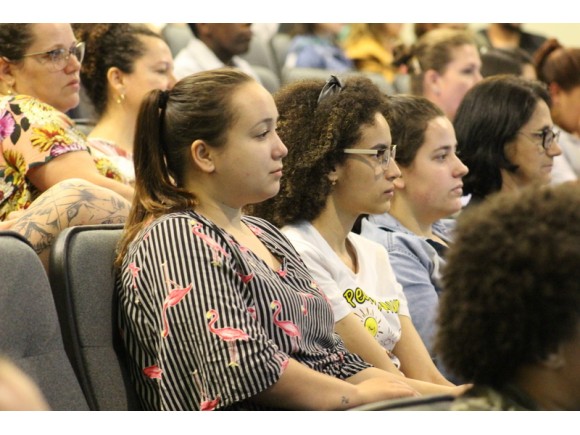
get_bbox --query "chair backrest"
[240,35,279,78]
[162,23,193,57]
[0,231,89,410]
[350,394,455,411]
[270,32,292,78]
[252,65,280,93]
[48,224,142,411]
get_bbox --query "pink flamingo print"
[192,370,220,411]
[297,292,315,316]
[190,219,230,266]
[128,262,140,289]
[247,224,263,236]
[237,271,254,283]
[143,365,163,380]
[270,300,302,352]
[311,280,331,305]
[206,309,250,367]
[161,262,193,338]
[247,306,257,320]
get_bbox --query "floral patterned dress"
[0,95,125,221]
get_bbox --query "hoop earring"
[116,93,125,104]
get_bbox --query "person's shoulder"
[4,94,63,120]
[243,214,279,233]
[349,231,389,256]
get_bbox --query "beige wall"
[400,23,580,47]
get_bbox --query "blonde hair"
[410,28,477,95]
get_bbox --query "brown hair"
[396,28,478,95]
[74,24,162,116]
[436,182,580,386]
[116,68,254,264]
[0,24,36,61]
[535,38,580,92]
[384,94,445,167]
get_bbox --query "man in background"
[174,23,260,81]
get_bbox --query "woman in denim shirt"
[360,94,468,374]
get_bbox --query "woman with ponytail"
[534,38,580,184]
[395,28,482,121]
[115,69,419,411]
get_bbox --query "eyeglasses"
[519,127,560,152]
[20,41,85,72]
[344,145,397,169]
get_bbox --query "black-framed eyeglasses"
[519,127,560,152]
[20,41,85,72]
[343,144,397,169]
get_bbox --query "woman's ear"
[424,69,441,96]
[107,67,126,100]
[107,66,125,88]
[548,82,563,105]
[190,139,216,173]
[0,57,17,93]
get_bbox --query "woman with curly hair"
[0,24,131,267]
[250,75,465,396]
[436,182,580,410]
[535,38,580,184]
[74,23,176,184]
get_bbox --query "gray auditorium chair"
[240,34,280,78]
[48,224,142,411]
[270,32,292,78]
[350,394,455,411]
[161,23,193,58]
[0,231,89,410]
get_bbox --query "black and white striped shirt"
[117,211,369,410]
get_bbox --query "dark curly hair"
[454,75,551,202]
[73,24,162,116]
[435,182,580,387]
[0,24,35,61]
[248,75,388,227]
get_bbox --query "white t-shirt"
[282,221,409,367]
[551,127,580,185]
[174,37,260,81]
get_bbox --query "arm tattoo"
[9,180,130,256]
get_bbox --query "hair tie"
[317,75,343,104]
[158,90,169,110]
